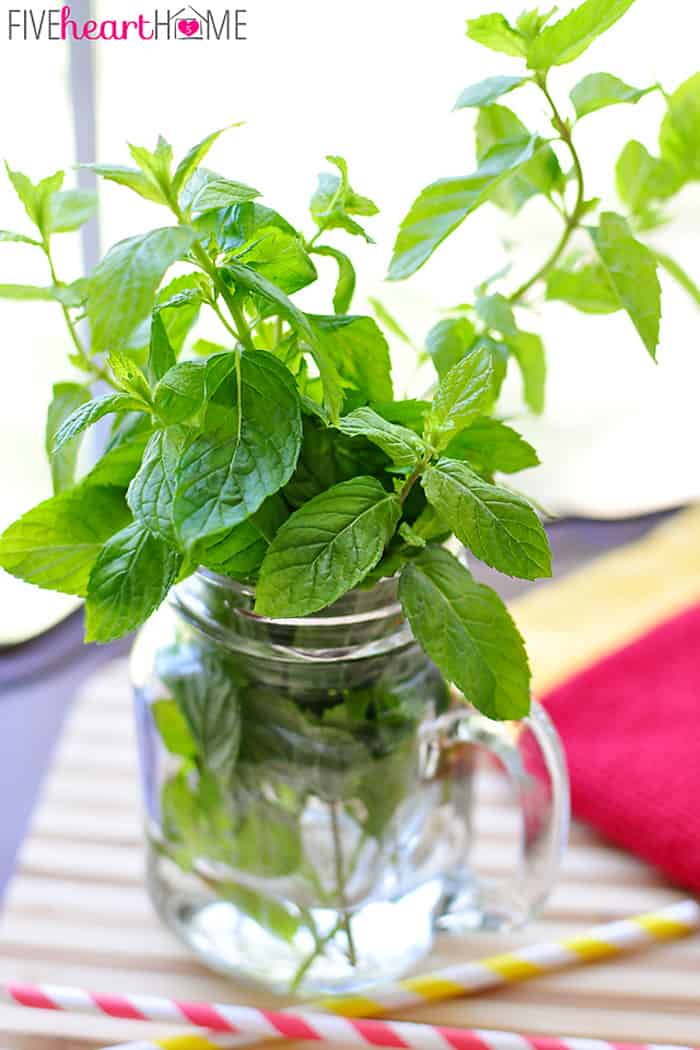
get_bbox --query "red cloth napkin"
[542,601,700,893]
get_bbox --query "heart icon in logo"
[177,18,200,36]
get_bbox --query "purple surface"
[0,510,677,898]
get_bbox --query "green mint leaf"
[337,407,425,468]
[216,883,301,943]
[616,141,683,216]
[283,415,388,508]
[128,135,173,199]
[147,313,176,384]
[465,14,527,57]
[475,105,564,214]
[160,649,241,777]
[173,351,302,548]
[310,155,379,242]
[172,123,242,197]
[45,382,91,494]
[310,245,356,314]
[189,176,261,214]
[426,318,476,378]
[659,73,700,180]
[308,315,393,404]
[505,330,546,413]
[399,546,531,720]
[426,346,494,448]
[108,350,152,403]
[51,393,146,456]
[151,699,197,758]
[388,136,541,279]
[570,73,653,120]
[156,273,204,353]
[0,284,56,301]
[590,211,661,358]
[255,476,401,617]
[0,485,129,597]
[0,230,41,246]
[195,495,288,579]
[127,427,186,543]
[52,278,89,308]
[545,263,620,314]
[153,354,234,426]
[454,75,528,109]
[398,522,427,549]
[85,521,181,642]
[527,0,638,70]
[516,7,558,40]
[444,417,539,476]
[229,226,316,295]
[4,164,64,235]
[88,226,195,354]
[371,399,430,434]
[423,458,551,580]
[82,424,152,489]
[654,251,700,309]
[475,292,518,336]
[86,163,168,205]
[48,189,98,234]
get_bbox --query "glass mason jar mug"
[131,571,569,996]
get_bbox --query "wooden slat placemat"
[2,508,700,1049]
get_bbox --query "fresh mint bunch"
[389,0,700,392]
[0,124,549,721]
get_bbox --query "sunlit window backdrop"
[1,0,699,642]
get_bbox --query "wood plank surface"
[0,657,698,1050]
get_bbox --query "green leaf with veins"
[506,330,546,414]
[51,393,147,456]
[454,75,528,109]
[475,292,518,336]
[48,189,98,233]
[86,163,168,205]
[659,73,700,180]
[85,521,181,643]
[310,245,356,314]
[388,136,542,279]
[127,427,187,543]
[475,105,564,214]
[570,73,653,120]
[284,415,388,508]
[371,400,430,435]
[189,177,261,214]
[426,346,494,448]
[444,417,539,476]
[338,407,425,468]
[230,227,317,295]
[172,124,242,197]
[154,354,234,426]
[156,274,204,353]
[307,315,393,404]
[424,458,551,579]
[590,212,661,358]
[45,383,91,494]
[311,155,379,242]
[0,486,129,596]
[160,648,241,778]
[88,227,195,354]
[195,495,288,579]
[545,263,620,314]
[128,135,173,199]
[527,0,638,70]
[399,546,531,719]
[616,141,683,216]
[426,318,476,378]
[173,351,302,548]
[82,426,152,489]
[108,350,152,403]
[4,165,64,236]
[0,284,56,301]
[466,13,527,57]
[147,313,176,385]
[255,476,401,618]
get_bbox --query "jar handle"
[432,699,570,933]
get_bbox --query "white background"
[0,0,699,638]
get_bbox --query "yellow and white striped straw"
[97,898,699,1050]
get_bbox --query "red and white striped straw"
[2,985,698,1050]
